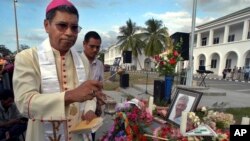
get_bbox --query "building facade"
[104,7,250,76]
[104,44,151,71]
[193,7,250,76]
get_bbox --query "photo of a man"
[169,94,195,125]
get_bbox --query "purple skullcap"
[46,0,74,14]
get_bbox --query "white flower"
[188,112,195,119]
[196,122,200,125]
[201,106,207,112]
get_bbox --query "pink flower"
[154,55,161,62]
[173,50,179,57]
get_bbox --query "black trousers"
[0,123,27,141]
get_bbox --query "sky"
[0,0,250,52]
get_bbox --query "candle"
[241,117,250,125]
[180,111,188,135]
[148,96,154,114]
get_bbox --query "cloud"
[18,0,48,4]
[198,0,250,14]
[143,11,214,34]
[19,28,47,47]
[101,31,119,48]
[75,1,97,8]
[176,0,250,17]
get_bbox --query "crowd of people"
[222,66,250,82]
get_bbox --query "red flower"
[131,125,139,134]
[159,61,165,66]
[154,55,161,62]
[169,58,177,65]
[173,50,179,57]
[181,137,188,141]
[139,134,147,141]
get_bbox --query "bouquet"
[100,98,153,141]
[153,39,183,76]
[152,106,234,141]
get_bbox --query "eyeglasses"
[54,22,82,33]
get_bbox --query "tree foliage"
[0,45,12,56]
[117,19,145,57]
[139,18,170,56]
[117,18,171,58]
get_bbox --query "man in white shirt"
[82,31,104,140]
[173,95,189,125]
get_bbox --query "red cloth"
[3,63,14,73]
[46,0,73,13]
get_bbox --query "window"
[228,34,235,42]
[211,59,217,68]
[248,32,250,39]
[213,37,219,44]
[201,37,207,46]
[226,59,231,69]
[199,60,205,66]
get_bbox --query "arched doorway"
[210,53,220,75]
[197,54,206,68]
[225,51,238,70]
[144,58,151,71]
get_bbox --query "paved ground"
[129,83,250,108]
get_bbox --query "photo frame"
[166,88,203,127]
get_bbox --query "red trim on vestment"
[28,94,36,118]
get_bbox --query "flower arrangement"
[99,98,153,141]
[153,39,183,76]
[152,106,234,141]
[196,107,235,130]
[153,124,185,141]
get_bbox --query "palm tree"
[117,19,145,69]
[138,18,170,57]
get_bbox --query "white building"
[193,7,250,76]
[104,7,250,76]
[104,44,151,70]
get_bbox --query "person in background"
[240,66,245,81]
[0,54,7,76]
[244,66,250,82]
[0,89,27,141]
[222,68,227,79]
[82,31,105,140]
[2,55,14,90]
[232,66,238,81]
[13,0,105,141]
[237,67,242,81]
[0,54,6,91]
[173,95,189,125]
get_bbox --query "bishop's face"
[44,11,79,55]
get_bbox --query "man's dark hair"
[0,89,14,100]
[46,5,79,22]
[84,31,102,42]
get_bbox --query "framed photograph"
[166,88,203,127]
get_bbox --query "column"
[196,33,201,47]
[242,20,249,40]
[223,25,229,43]
[208,29,214,46]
